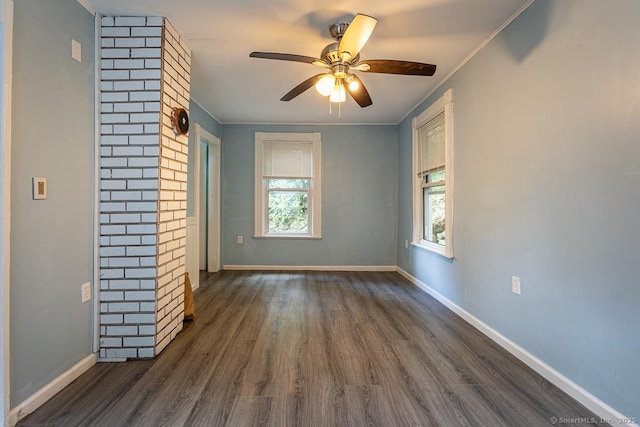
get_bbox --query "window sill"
[253,234,322,240]
[411,240,453,259]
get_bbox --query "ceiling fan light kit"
[250,13,437,113]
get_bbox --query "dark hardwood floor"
[19,270,607,426]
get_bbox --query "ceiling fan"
[250,13,437,108]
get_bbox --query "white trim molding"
[8,354,97,426]
[1,0,13,424]
[396,267,639,427]
[223,265,397,272]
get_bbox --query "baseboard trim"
[9,353,97,426]
[223,265,397,272]
[396,267,637,427]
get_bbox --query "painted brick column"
[99,16,190,359]
[155,21,191,354]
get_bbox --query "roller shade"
[418,111,445,176]
[263,141,313,178]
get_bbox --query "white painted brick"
[101,16,115,26]
[110,236,141,246]
[101,47,131,58]
[144,146,160,156]
[101,225,125,235]
[102,27,130,37]
[125,291,156,302]
[145,58,161,69]
[115,37,146,48]
[98,267,123,282]
[107,302,140,313]
[114,124,144,135]
[146,16,164,26]
[127,246,156,257]
[130,91,160,102]
[128,157,158,168]
[140,302,155,311]
[101,59,114,69]
[113,80,145,91]
[111,213,142,223]
[143,168,158,179]
[101,291,124,302]
[146,37,161,48]
[110,191,142,201]
[113,103,143,113]
[105,348,138,359]
[101,135,129,146]
[113,146,143,156]
[125,268,156,279]
[100,246,126,257]
[131,69,161,80]
[108,280,141,290]
[145,80,161,91]
[138,348,154,358]
[144,124,160,134]
[130,113,160,123]
[106,325,138,335]
[129,135,159,145]
[100,202,126,212]
[100,337,122,347]
[140,257,156,267]
[144,102,160,112]
[102,38,115,48]
[124,336,155,347]
[126,224,157,235]
[128,180,158,190]
[132,27,162,37]
[114,58,145,69]
[131,48,161,58]
[126,202,157,212]
[101,124,113,134]
[142,191,159,200]
[101,92,129,103]
[101,81,114,92]
[101,158,127,167]
[102,113,129,124]
[111,169,143,179]
[139,325,155,335]
[102,69,130,80]
[101,314,124,324]
[100,180,127,190]
[108,257,140,268]
[115,16,147,27]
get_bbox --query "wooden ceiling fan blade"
[345,75,372,108]
[337,14,377,63]
[281,74,324,101]
[250,52,321,65]
[361,59,436,76]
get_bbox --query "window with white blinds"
[255,132,322,238]
[412,89,454,259]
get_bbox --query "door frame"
[193,123,221,277]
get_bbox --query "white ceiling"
[85,0,532,124]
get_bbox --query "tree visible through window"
[255,132,322,238]
[412,89,454,258]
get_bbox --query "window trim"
[254,132,322,239]
[412,89,454,258]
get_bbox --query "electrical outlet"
[237,235,243,244]
[511,276,521,295]
[81,282,91,303]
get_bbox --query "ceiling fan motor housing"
[320,42,359,66]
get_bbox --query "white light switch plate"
[81,282,91,303]
[32,177,47,200]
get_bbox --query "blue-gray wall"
[187,99,221,217]
[398,0,639,417]
[10,0,95,407]
[222,124,398,267]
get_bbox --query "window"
[412,89,454,258]
[255,132,321,238]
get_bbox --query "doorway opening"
[186,124,220,291]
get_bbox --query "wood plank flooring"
[18,270,607,426]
